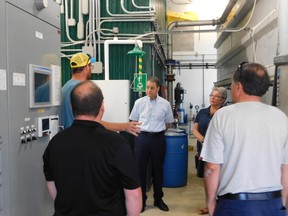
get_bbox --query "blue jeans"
[214,198,286,216]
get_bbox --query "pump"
[174,82,186,125]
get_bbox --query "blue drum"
[163,131,188,187]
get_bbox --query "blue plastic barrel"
[178,108,185,125]
[163,132,188,187]
[166,128,186,133]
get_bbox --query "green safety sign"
[133,73,147,92]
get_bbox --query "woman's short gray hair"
[212,87,227,101]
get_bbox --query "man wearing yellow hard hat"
[61,53,141,134]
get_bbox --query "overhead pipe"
[215,0,257,49]
[99,18,156,40]
[175,63,215,69]
[104,39,143,80]
[166,0,237,106]
[132,0,153,10]
[106,0,154,17]
[120,0,154,14]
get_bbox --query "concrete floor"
[142,137,206,216]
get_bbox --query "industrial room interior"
[1,0,288,215]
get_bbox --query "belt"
[141,131,164,136]
[218,190,282,201]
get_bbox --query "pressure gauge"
[35,0,48,10]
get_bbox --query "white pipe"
[99,18,155,40]
[65,0,78,43]
[104,39,143,80]
[91,0,96,56]
[77,0,84,39]
[61,41,85,47]
[99,18,155,28]
[106,0,153,17]
[128,32,156,40]
[82,0,89,15]
[96,0,101,61]
[67,0,76,26]
[85,28,114,46]
[60,0,64,14]
[85,20,89,44]
[61,49,82,52]
[120,0,154,14]
[132,0,153,10]
[70,0,73,19]
[87,0,93,46]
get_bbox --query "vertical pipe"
[152,48,155,76]
[82,0,89,15]
[96,0,101,61]
[167,31,174,108]
[202,55,205,108]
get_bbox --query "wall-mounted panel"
[6,0,60,28]
[0,2,60,215]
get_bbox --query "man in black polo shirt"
[43,81,142,216]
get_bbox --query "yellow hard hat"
[70,53,96,68]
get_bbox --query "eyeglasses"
[233,61,248,83]
[89,64,94,69]
[209,94,224,99]
[237,61,248,74]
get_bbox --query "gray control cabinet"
[0,1,60,215]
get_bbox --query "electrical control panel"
[37,115,59,139]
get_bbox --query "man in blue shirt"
[129,76,174,213]
[61,53,140,135]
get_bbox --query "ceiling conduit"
[120,0,154,14]
[166,0,237,106]
[99,19,156,40]
[106,0,155,17]
[132,0,153,10]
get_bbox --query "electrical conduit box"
[91,80,130,123]
[37,115,59,139]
